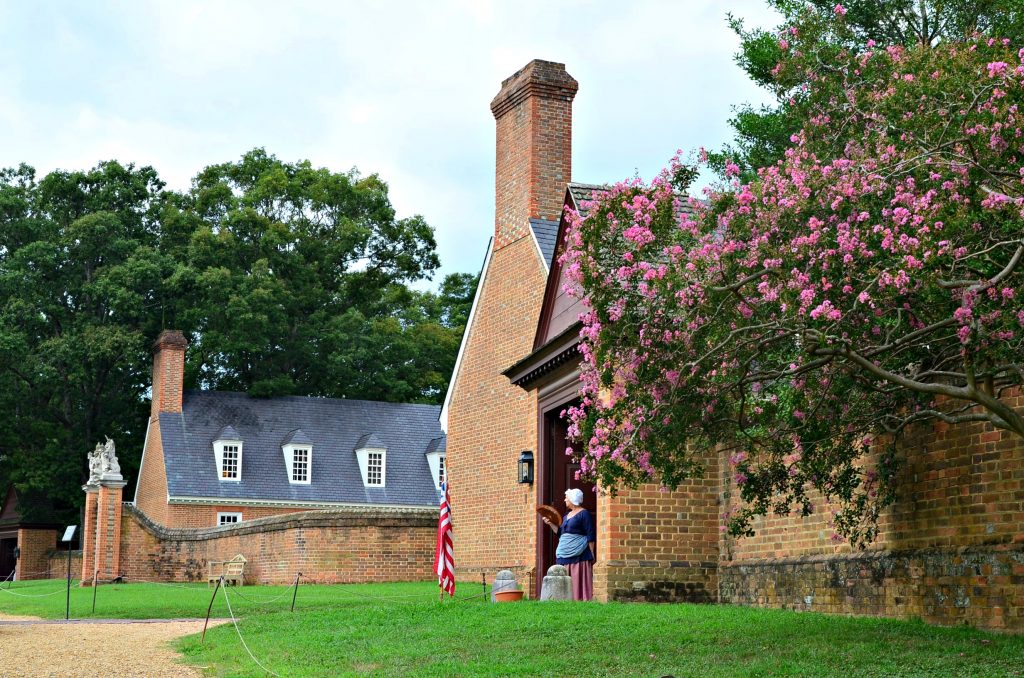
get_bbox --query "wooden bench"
[207,554,247,587]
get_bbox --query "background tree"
[712,0,1024,181]
[0,161,173,520]
[0,150,475,522]
[565,13,1024,545]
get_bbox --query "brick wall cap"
[126,503,436,541]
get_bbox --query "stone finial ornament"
[86,442,104,487]
[100,437,121,478]
[87,437,124,486]
[540,564,572,601]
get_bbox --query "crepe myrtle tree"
[562,9,1024,546]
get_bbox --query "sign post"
[61,525,77,620]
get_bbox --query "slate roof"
[161,391,444,508]
[529,218,559,268]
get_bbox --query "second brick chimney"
[151,330,188,418]
[490,59,578,250]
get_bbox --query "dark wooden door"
[0,538,16,581]
[538,402,596,595]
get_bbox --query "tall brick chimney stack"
[151,330,188,418]
[490,59,578,250]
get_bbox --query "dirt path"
[0,613,226,677]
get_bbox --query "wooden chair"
[207,554,247,586]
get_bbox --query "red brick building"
[444,58,1024,630]
[0,486,64,582]
[77,330,445,585]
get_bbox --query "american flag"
[434,480,455,596]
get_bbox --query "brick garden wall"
[719,394,1024,631]
[117,504,436,585]
[46,550,82,580]
[15,528,57,581]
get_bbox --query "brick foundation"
[720,543,1024,631]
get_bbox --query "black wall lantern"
[518,450,534,485]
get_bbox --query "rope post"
[64,539,73,620]
[482,572,486,602]
[202,575,223,644]
[290,572,301,612]
[91,569,99,614]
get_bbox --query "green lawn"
[1,578,1022,677]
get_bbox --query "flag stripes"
[434,481,455,596]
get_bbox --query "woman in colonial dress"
[541,488,596,601]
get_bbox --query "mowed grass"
[2,579,1023,677]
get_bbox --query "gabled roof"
[281,429,313,447]
[161,391,444,508]
[567,182,607,217]
[354,433,386,450]
[216,425,241,441]
[424,436,446,455]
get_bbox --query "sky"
[0,0,781,283]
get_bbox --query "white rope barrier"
[229,588,295,605]
[221,585,283,677]
[0,584,70,598]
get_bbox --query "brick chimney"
[490,59,578,250]
[151,330,188,417]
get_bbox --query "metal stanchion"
[91,569,99,614]
[202,576,223,644]
[290,572,302,612]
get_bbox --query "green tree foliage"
[712,0,1024,181]
[0,162,171,520]
[0,150,475,521]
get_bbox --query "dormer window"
[355,434,387,488]
[281,429,313,485]
[425,436,447,491]
[213,426,243,482]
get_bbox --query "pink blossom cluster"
[561,29,1024,545]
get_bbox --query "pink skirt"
[567,561,593,601]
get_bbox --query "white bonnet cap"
[565,488,584,506]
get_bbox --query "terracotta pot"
[494,589,524,602]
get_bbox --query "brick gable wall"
[446,235,546,575]
[446,60,577,581]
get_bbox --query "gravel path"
[0,613,226,677]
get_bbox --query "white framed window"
[438,455,446,487]
[213,435,243,483]
[221,445,239,479]
[292,447,309,483]
[282,440,313,485]
[217,512,242,526]
[367,451,383,485]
